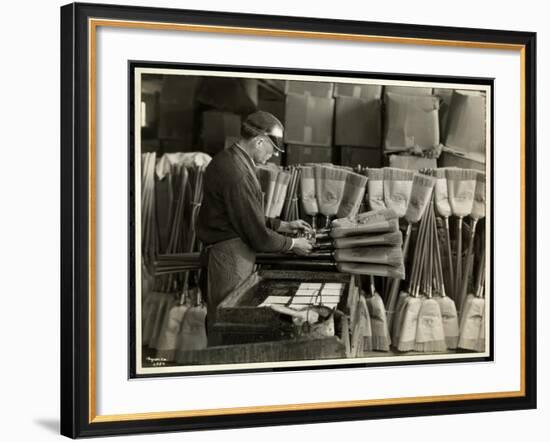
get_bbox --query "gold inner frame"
[87,18,527,423]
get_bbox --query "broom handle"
[433,208,446,297]
[475,235,486,298]
[458,218,478,311]
[454,217,464,299]
[443,217,454,299]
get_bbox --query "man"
[198,111,313,345]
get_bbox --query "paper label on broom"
[353,85,361,98]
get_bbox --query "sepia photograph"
[131,64,491,376]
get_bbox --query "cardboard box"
[258,99,285,123]
[201,111,241,155]
[439,148,485,171]
[334,97,381,147]
[340,146,382,168]
[384,85,433,96]
[433,88,454,140]
[285,80,334,98]
[384,92,440,152]
[158,104,194,140]
[444,90,486,155]
[284,95,334,147]
[388,154,438,170]
[334,83,382,100]
[286,145,333,165]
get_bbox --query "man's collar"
[234,142,256,167]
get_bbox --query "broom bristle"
[445,168,478,181]
[435,296,459,349]
[433,168,447,179]
[387,246,404,267]
[367,168,384,180]
[384,167,416,181]
[476,171,486,184]
[414,340,447,352]
[322,166,349,182]
[347,171,369,187]
[396,297,422,352]
[301,166,314,179]
[356,208,399,223]
[412,173,437,189]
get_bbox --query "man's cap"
[242,111,285,153]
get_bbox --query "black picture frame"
[61,2,536,438]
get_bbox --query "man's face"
[253,136,277,164]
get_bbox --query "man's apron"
[204,237,256,346]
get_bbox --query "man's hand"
[291,238,313,256]
[279,219,313,234]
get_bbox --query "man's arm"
[223,178,292,253]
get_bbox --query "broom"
[433,168,455,299]
[257,165,279,217]
[350,291,373,356]
[268,170,291,218]
[383,168,415,218]
[315,165,350,228]
[432,201,460,349]
[366,275,391,351]
[446,168,478,299]
[386,173,436,330]
[156,166,205,360]
[300,166,320,230]
[337,172,369,219]
[330,218,399,238]
[413,200,447,352]
[394,193,430,351]
[337,262,405,279]
[331,207,398,228]
[315,231,403,250]
[367,168,386,211]
[334,245,403,267]
[457,172,486,313]
[458,247,486,351]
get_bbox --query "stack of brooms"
[391,192,460,353]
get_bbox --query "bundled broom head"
[474,306,486,352]
[458,295,485,351]
[367,168,386,211]
[350,295,373,356]
[332,207,398,228]
[404,173,436,224]
[435,296,459,349]
[156,303,190,361]
[383,167,416,218]
[396,296,422,352]
[336,172,369,219]
[366,281,391,351]
[414,297,447,352]
[268,171,291,218]
[336,262,405,279]
[391,290,411,344]
[446,168,478,218]
[330,218,399,238]
[315,165,349,217]
[299,166,319,216]
[433,168,452,218]
[471,171,486,220]
[334,245,403,267]
[257,166,279,216]
[333,231,403,249]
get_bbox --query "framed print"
[60,2,537,438]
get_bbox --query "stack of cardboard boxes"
[333,83,383,168]
[157,76,199,153]
[284,81,335,165]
